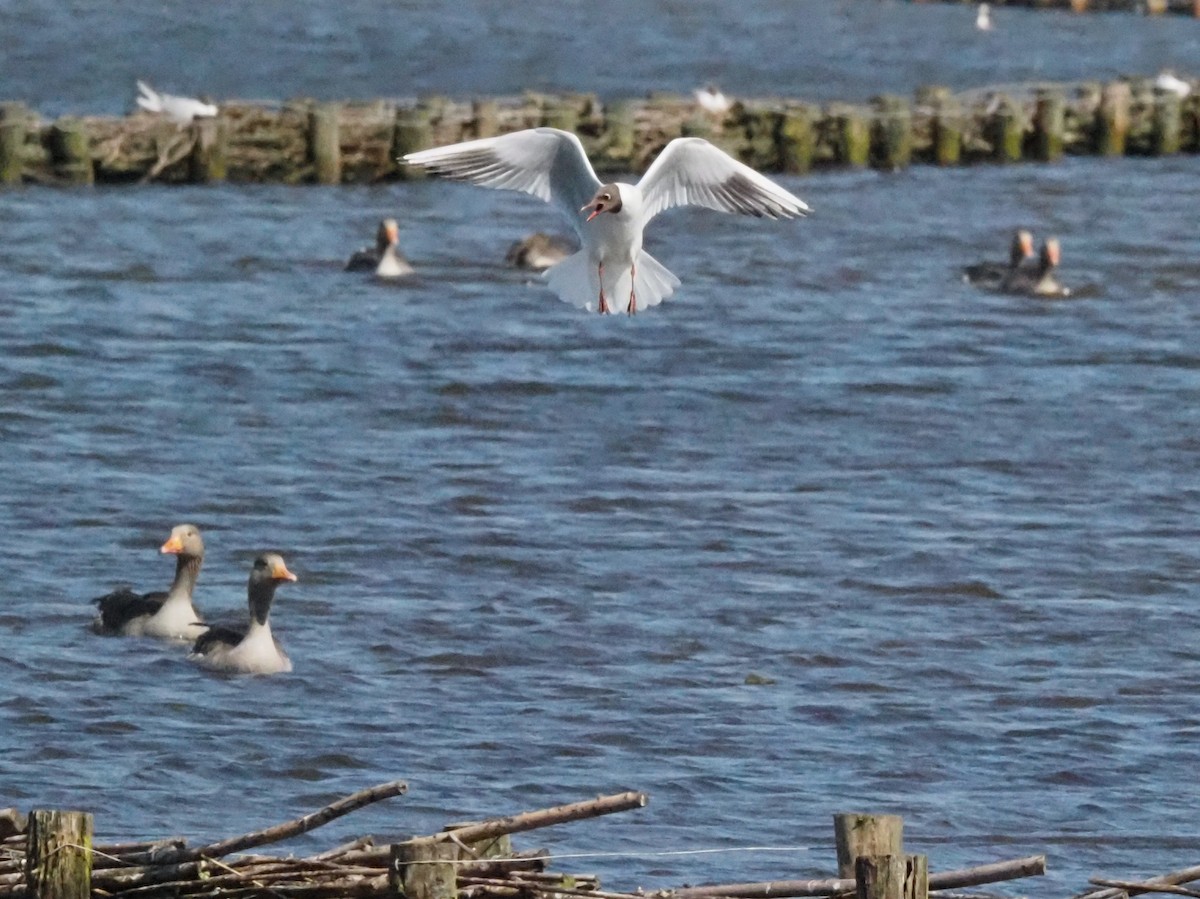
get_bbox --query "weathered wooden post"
[47,117,93,184]
[26,810,93,899]
[1069,0,1089,10]
[905,854,929,899]
[1145,0,1167,13]
[834,813,904,878]
[856,855,904,899]
[391,839,458,899]
[777,104,816,174]
[1097,81,1131,156]
[471,100,498,140]
[987,96,1024,162]
[189,116,228,182]
[601,98,637,169]
[541,97,579,133]
[870,95,912,170]
[308,102,342,184]
[919,86,962,166]
[1182,92,1200,152]
[1193,0,1200,18]
[0,102,29,185]
[1152,88,1182,155]
[744,108,782,170]
[393,106,434,179]
[1033,88,1065,161]
[830,103,870,168]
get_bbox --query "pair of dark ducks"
[91,524,295,675]
[344,218,575,277]
[963,229,1070,298]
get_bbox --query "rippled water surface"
[4,3,1200,898]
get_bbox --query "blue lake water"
[3,3,1200,898]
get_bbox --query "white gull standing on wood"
[403,127,809,314]
[136,80,218,125]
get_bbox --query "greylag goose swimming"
[1003,237,1070,298]
[963,229,1034,289]
[345,218,414,278]
[92,524,207,640]
[189,553,296,674]
[404,128,809,314]
[505,231,576,271]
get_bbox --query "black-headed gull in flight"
[403,127,809,314]
[136,80,218,125]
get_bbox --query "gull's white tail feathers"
[136,80,164,114]
[544,250,681,314]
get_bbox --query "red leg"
[597,263,611,315]
[628,263,637,315]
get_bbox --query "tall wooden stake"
[833,813,904,879]
[856,855,904,899]
[26,810,93,899]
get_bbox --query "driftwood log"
[1076,863,1200,899]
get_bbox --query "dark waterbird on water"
[505,231,576,272]
[189,553,297,675]
[404,127,809,315]
[1003,237,1070,298]
[345,218,414,279]
[92,524,208,641]
[963,229,1035,290]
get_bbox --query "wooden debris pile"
[0,783,1046,899]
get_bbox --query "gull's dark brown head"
[581,184,623,222]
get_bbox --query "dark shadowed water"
[4,3,1200,898]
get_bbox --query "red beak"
[581,201,601,223]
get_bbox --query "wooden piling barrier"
[1033,88,1066,161]
[777,104,816,174]
[833,814,904,880]
[1152,88,1183,155]
[870,95,912,170]
[26,810,92,899]
[855,855,904,899]
[0,102,28,185]
[391,840,458,899]
[189,117,228,183]
[0,77,1197,187]
[830,103,870,168]
[48,117,93,184]
[904,855,928,899]
[1097,81,1132,155]
[987,96,1024,162]
[308,102,341,185]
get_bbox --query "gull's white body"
[403,127,808,313]
[976,3,993,30]
[136,80,218,125]
[1156,71,1191,98]
[694,85,732,115]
